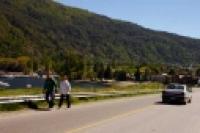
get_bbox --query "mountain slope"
[0,0,200,66]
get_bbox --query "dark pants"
[59,94,71,108]
[45,92,55,108]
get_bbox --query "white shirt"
[59,80,71,94]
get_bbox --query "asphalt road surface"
[1,89,200,133]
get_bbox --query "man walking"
[58,75,71,108]
[43,74,57,109]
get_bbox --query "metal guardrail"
[0,92,126,104]
[0,90,162,104]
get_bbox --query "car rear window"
[167,84,184,89]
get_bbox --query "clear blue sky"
[57,0,200,39]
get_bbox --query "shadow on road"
[155,101,185,106]
[25,101,50,111]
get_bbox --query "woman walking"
[58,75,71,108]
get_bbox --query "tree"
[114,70,127,81]
[104,65,112,79]
[42,56,53,75]
[196,68,200,77]
[17,56,30,74]
[93,61,105,80]
[134,67,141,81]
[144,68,151,81]
[168,68,176,76]
[97,63,104,80]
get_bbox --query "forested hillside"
[0,0,200,73]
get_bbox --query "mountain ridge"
[0,0,200,68]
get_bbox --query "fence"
[0,92,129,104]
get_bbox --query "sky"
[57,0,200,39]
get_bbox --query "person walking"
[58,75,71,108]
[43,74,57,109]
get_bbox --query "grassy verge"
[0,82,163,96]
[0,82,164,112]
[0,88,42,97]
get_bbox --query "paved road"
[0,89,200,133]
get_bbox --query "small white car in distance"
[162,83,192,104]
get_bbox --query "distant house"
[150,74,197,85]
[0,71,24,76]
[150,75,167,83]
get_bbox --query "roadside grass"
[0,103,24,111]
[0,82,163,96]
[0,88,42,97]
[72,82,164,93]
[0,82,164,112]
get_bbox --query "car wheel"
[162,98,167,103]
[183,99,187,105]
[188,98,192,103]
